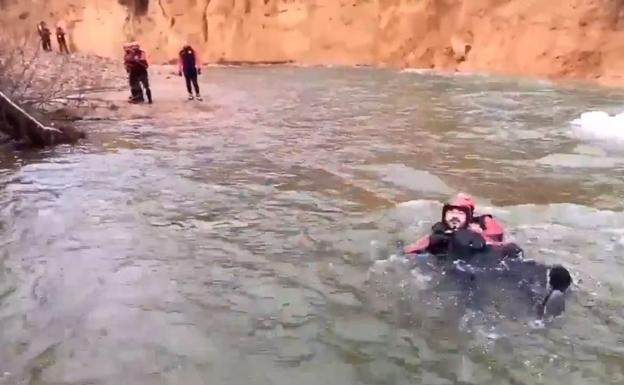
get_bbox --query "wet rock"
[333,315,391,343]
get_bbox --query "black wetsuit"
[408,229,572,318]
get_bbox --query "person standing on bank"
[56,26,70,54]
[37,22,52,52]
[37,22,48,51]
[123,43,141,102]
[127,42,152,104]
[178,44,202,101]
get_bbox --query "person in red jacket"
[403,193,507,255]
[123,43,141,102]
[126,42,152,104]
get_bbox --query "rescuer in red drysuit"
[403,193,507,255]
[125,42,152,104]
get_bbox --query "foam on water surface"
[571,110,624,143]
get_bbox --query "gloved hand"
[431,222,451,235]
[500,242,524,259]
[447,228,486,261]
[454,229,486,251]
[197,67,201,75]
[428,232,451,251]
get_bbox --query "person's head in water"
[549,265,572,292]
[441,193,474,230]
[444,207,468,230]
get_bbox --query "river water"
[1,67,624,385]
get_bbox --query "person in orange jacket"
[403,193,507,255]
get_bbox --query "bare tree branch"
[0,34,86,146]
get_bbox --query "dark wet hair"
[549,265,572,292]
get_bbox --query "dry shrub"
[0,33,86,146]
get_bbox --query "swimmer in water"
[407,227,572,319]
[400,194,571,319]
[404,193,515,257]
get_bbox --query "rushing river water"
[1,67,624,385]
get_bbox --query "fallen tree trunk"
[0,90,84,146]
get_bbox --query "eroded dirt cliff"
[1,0,624,85]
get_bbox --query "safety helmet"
[450,192,475,212]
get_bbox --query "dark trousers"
[57,37,69,54]
[41,37,51,51]
[129,69,152,103]
[128,72,141,101]
[183,69,200,95]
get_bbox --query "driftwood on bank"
[0,90,84,146]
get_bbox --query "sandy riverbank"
[81,64,219,122]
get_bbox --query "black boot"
[146,88,152,104]
[129,88,143,103]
